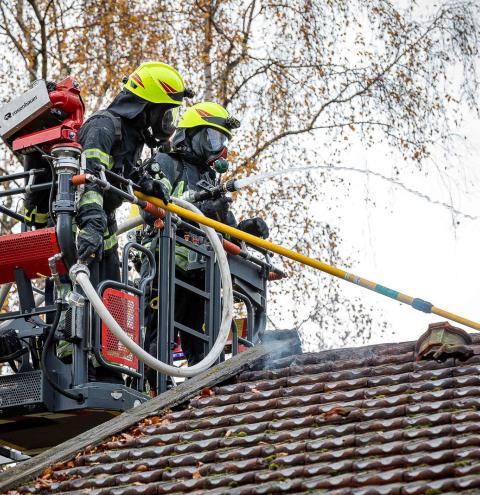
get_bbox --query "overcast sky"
[284,106,480,349]
[252,0,480,350]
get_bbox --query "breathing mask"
[191,127,229,166]
[148,105,178,140]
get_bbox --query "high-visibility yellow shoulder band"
[160,177,172,193]
[103,233,118,251]
[83,148,114,169]
[79,190,103,207]
[173,180,185,198]
[24,207,49,224]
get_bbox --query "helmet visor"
[149,106,179,138]
[205,128,228,153]
[190,127,229,162]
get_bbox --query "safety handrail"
[72,198,234,378]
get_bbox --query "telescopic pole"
[135,191,480,332]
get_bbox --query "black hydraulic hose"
[0,347,28,363]
[47,158,56,221]
[41,302,84,403]
[233,290,255,343]
[56,214,77,269]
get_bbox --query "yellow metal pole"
[136,191,480,332]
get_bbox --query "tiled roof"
[9,337,480,494]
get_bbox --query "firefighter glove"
[137,174,171,204]
[237,217,269,239]
[199,195,232,223]
[76,204,107,262]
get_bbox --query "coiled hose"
[73,198,233,378]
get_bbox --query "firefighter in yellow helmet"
[139,102,268,388]
[45,62,193,381]
[75,61,193,285]
[171,102,269,239]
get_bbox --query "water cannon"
[0,76,84,155]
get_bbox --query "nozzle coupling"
[182,179,238,203]
[69,263,90,285]
[223,179,237,193]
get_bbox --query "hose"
[73,198,233,378]
[116,215,145,236]
[41,301,84,402]
[56,213,77,268]
[46,155,56,222]
[0,347,28,363]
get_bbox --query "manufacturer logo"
[7,95,38,120]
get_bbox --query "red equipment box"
[0,77,84,154]
[101,288,140,369]
[0,227,67,284]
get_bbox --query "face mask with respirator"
[191,127,231,172]
[205,117,240,173]
[148,105,179,141]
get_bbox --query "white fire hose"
[71,198,233,378]
[116,215,144,236]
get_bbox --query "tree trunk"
[202,1,214,100]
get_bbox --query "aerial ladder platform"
[0,78,286,460]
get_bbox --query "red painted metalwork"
[101,288,140,369]
[0,227,67,284]
[12,76,84,153]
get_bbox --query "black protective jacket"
[146,151,236,225]
[78,91,149,214]
[75,89,157,265]
[23,91,148,230]
[140,150,236,371]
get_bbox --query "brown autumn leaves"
[0,0,478,348]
